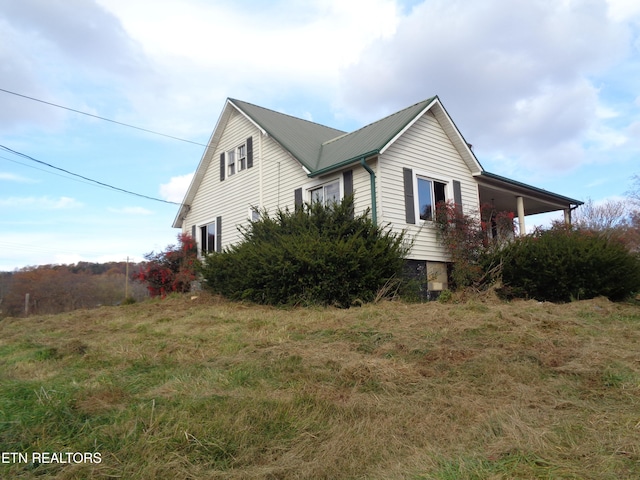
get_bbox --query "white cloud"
[0,196,82,209]
[160,173,194,203]
[338,0,633,176]
[0,172,35,182]
[108,206,154,215]
[605,0,640,21]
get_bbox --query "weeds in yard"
[0,293,638,479]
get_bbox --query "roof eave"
[172,99,236,228]
[309,150,380,177]
[476,171,584,206]
[378,97,438,155]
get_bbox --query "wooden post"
[25,293,30,315]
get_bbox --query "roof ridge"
[229,98,346,134]
[321,97,436,147]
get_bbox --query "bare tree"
[627,174,640,207]
[573,197,629,232]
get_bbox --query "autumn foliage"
[0,262,148,317]
[136,234,199,298]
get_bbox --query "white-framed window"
[227,149,236,176]
[237,144,247,171]
[310,180,340,206]
[416,176,447,221]
[199,221,216,254]
[248,206,260,222]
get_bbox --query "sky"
[0,0,639,271]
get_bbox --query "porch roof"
[475,171,583,216]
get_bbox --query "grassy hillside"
[1,293,639,479]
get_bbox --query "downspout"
[360,157,377,226]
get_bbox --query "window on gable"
[417,177,447,221]
[310,180,340,206]
[227,150,236,176]
[199,221,216,254]
[237,144,247,171]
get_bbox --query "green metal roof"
[314,97,436,174]
[478,171,584,206]
[229,99,346,172]
[230,97,437,175]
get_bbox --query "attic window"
[220,137,253,181]
[227,149,236,176]
[238,144,247,171]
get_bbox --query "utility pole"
[125,256,129,299]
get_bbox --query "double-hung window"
[310,180,340,206]
[417,177,446,221]
[237,144,247,171]
[220,137,253,182]
[227,150,236,176]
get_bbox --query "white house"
[173,96,582,291]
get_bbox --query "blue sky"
[1,0,639,271]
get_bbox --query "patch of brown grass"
[0,292,639,479]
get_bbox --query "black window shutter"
[191,225,195,239]
[294,188,303,209]
[453,180,462,213]
[246,136,253,169]
[216,216,222,253]
[403,168,415,224]
[220,153,225,181]
[343,170,353,198]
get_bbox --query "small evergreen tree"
[137,233,199,298]
[199,197,409,307]
[485,225,640,302]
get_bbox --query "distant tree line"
[0,261,149,318]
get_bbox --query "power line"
[0,154,115,190]
[0,87,209,147]
[0,144,181,205]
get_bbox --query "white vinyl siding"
[182,109,260,250]
[260,136,309,211]
[378,110,479,262]
[352,157,376,215]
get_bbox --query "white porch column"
[516,196,526,235]
[564,208,571,226]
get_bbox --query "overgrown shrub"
[137,233,199,298]
[485,226,640,302]
[433,202,486,288]
[199,197,409,307]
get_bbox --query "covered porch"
[474,171,583,235]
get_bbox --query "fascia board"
[228,99,267,136]
[430,98,484,175]
[475,171,584,206]
[379,98,438,155]
[309,150,379,177]
[172,99,234,228]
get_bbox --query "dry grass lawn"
[0,292,639,479]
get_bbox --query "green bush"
[485,226,640,302]
[199,197,409,307]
